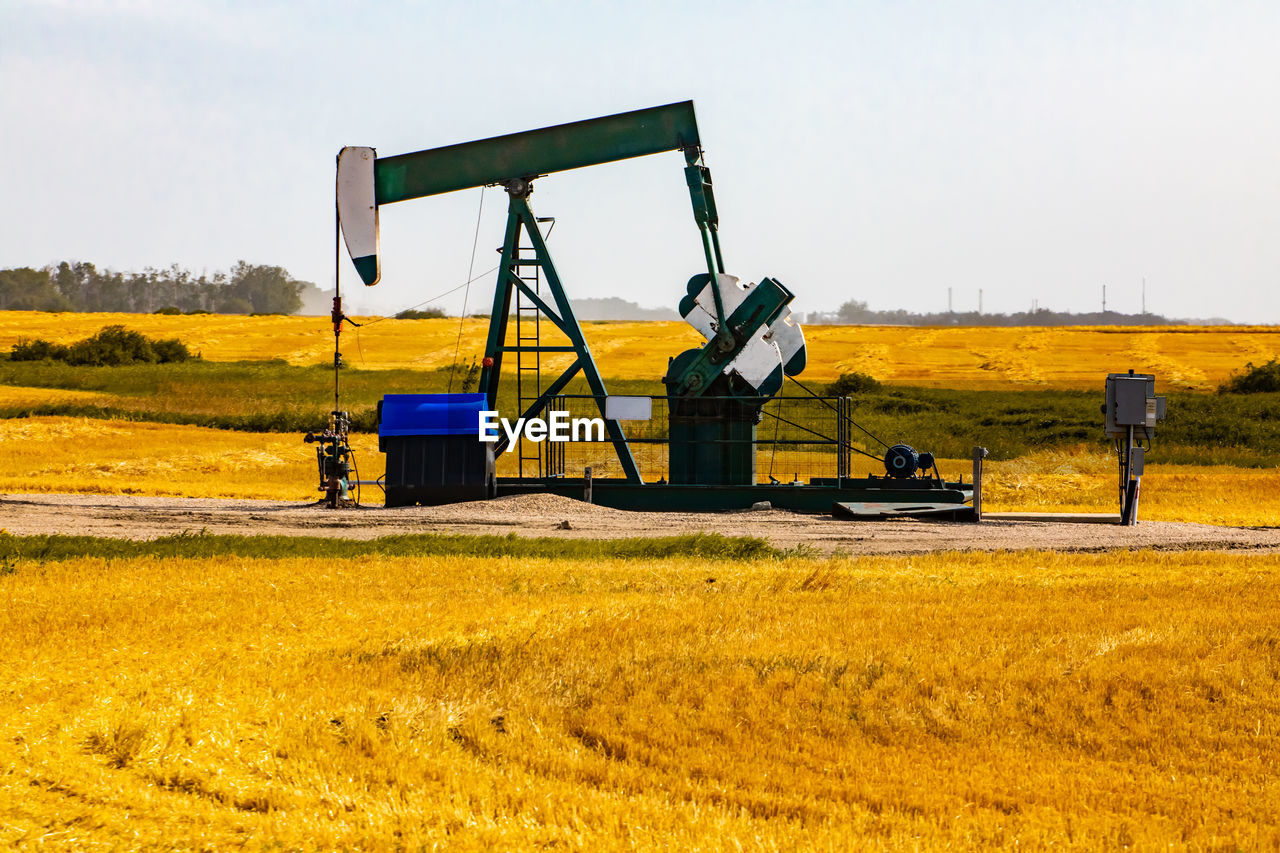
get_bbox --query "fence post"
[972,446,988,522]
[836,397,847,485]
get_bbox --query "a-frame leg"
[476,191,642,484]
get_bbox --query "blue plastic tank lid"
[379,393,489,437]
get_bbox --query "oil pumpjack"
[328,101,976,518]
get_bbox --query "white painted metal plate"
[682,273,749,339]
[727,333,783,391]
[605,396,652,421]
[764,311,806,376]
[337,146,380,286]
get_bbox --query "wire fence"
[494,394,868,483]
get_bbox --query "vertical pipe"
[333,182,341,418]
[1121,425,1136,525]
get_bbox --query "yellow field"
[3,417,1276,525]
[0,417,348,501]
[4,313,1278,850]
[2,547,1277,849]
[0,383,114,408]
[2,311,1276,389]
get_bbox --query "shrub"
[1220,360,1280,394]
[151,337,194,363]
[394,308,447,320]
[8,326,193,366]
[10,338,70,361]
[153,306,182,315]
[825,371,882,396]
[66,326,159,365]
[452,356,480,392]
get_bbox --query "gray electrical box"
[1129,445,1145,476]
[1104,372,1166,438]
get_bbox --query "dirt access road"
[3,493,1278,555]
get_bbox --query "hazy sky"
[3,0,1277,322]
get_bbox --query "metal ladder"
[513,239,542,478]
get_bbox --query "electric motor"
[884,444,919,479]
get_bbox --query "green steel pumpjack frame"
[365,100,735,486]
[478,189,640,481]
[346,101,977,517]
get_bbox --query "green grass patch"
[0,403,342,432]
[2,359,1277,465]
[0,360,661,432]
[0,530,780,564]
[839,387,1280,466]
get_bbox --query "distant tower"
[978,288,983,314]
[1102,285,1107,313]
[948,287,953,313]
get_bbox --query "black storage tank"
[378,393,495,507]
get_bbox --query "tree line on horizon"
[0,261,316,315]
[803,298,1208,326]
[0,262,1232,325]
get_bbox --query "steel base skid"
[494,476,974,519]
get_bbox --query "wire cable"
[353,324,366,366]
[786,375,892,451]
[761,407,883,463]
[767,395,782,481]
[354,265,500,329]
[450,187,486,391]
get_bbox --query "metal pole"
[1120,425,1134,525]
[327,176,343,510]
[334,182,341,416]
[836,398,847,485]
[972,446,988,522]
[1128,477,1141,526]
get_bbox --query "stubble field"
[3,544,1279,850]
